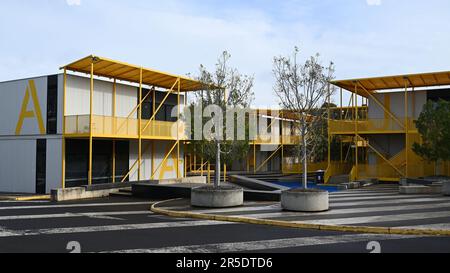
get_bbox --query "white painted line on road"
[102,233,424,253]
[329,194,442,202]
[332,197,450,207]
[294,210,450,226]
[0,202,151,211]
[330,192,399,198]
[0,211,152,221]
[234,202,450,220]
[167,205,281,215]
[0,220,235,238]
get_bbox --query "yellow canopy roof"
[61,55,205,92]
[331,71,450,96]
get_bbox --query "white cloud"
[2,0,450,107]
[66,0,81,6]
[366,0,382,6]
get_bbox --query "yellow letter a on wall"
[15,80,45,135]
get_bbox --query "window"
[46,75,58,135]
[36,139,47,194]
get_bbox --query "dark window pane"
[46,75,58,135]
[36,139,47,194]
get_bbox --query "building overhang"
[60,55,209,92]
[330,71,450,97]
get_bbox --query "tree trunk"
[215,141,221,188]
[302,129,308,189]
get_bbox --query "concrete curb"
[150,199,450,237]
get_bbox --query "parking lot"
[1,185,450,253]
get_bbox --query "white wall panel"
[0,139,36,193]
[65,75,137,117]
[115,84,137,118]
[0,77,48,136]
[46,138,62,193]
[368,90,428,120]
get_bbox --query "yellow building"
[326,71,450,183]
[186,109,303,177]
[0,55,211,193]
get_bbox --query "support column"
[253,142,256,173]
[112,79,116,183]
[62,68,67,189]
[224,163,227,183]
[405,79,409,178]
[152,88,156,179]
[354,83,358,180]
[88,62,94,185]
[151,141,155,178]
[327,83,331,169]
[281,113,284,173]
[138,68,143,181]
[340,88,343,162]
[177,78,181,178]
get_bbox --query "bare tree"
[189,51,254,187]
[273,47,335,189]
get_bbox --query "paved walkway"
[157,185,450,231]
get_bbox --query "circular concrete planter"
[281,189,329,212]
[191,185,244,208]
[443,181,450,196]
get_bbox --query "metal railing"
[64,115,184,139]
[329,118,418,134]
[253,135,301,145]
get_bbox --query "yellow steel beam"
[357,81,404,129]
[405,81,409,178]
[88,62,94,185]
[328,83,331,170]
[208,163,211,184]
[62,69,67,189]
[359,134,405,177]
[121,142,152,183]
[281,111,284,173]
[177,78,181,178]
[152,141,179,180]
[142,78,180,133]
[112,79,116,183]
[115,87,153,134]
[113,79,116,132]
[224,164,227,182]
[255,145,282,172]
[138,68,143,181]
[112,140,116,183]
[151,140,155,177]
[355,83,359,179]
[253,143,256,173]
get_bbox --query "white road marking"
[329,194,442,202]
[0,202,151,211]
[231,202,450,220]
[102,233,424,253]
[166,205,280,214]
[0,211,151,221]
[0,220,235,238]
[294,210,450,226]
[330,192,399,198]
[332,197,450,207]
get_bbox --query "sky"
[1,0,450,107]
